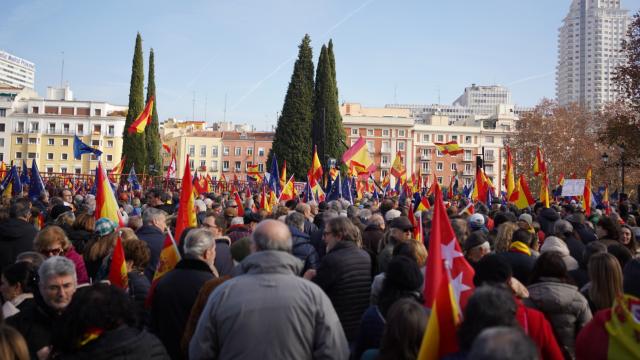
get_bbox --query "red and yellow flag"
[583,167,592,216]
[279,175,296,202]
[151,233,180,284]
[341,136,376,174]
[128,96,154,134]
[533,146,546,176]
[510,174,535,210]
[311,145,323,181]
[95,161,124,226]
[162,143,171,154]
[390,151,406,183]
[280,160,287,190]
[233,192,245,217]
[504,146,515,200]
[247,164,262,181]
[108,236,128,289]
[174,156,197,242]
[434,141,463,156]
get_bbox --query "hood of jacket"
[240,250,303,276]
[540,237,579,270]
[527,279,581,313]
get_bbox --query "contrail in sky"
[507,71,554,86]
[229,0,377,111]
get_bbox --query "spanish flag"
[174,156,197,242]
[108,236,128,289]
[504,146,515,200]
[279,175,296,202]
[260,186,272,213]
[280,160,287,190]
[533,147,546,176]
[247,164,262,181]
[510,175,535,209]
[95,161,124,226]
[152,235,181,281]
[162,143,171,154]
[341,136,376,174]
[434,141,463,156]
[390,151,406,182]
[583,167,592,216]
[233,191,245,217]
[108,156,126,183]
[128,96,154,134]
[311,145,323,181]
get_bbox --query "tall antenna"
[192,91,196,120]
[60,51,65,87]
[223,93,227,122]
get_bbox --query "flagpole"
[166,229,182,260]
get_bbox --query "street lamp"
[601,148,626,194]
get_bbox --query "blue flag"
[127,165,141,191]
[20,160,30,186]
[73,135,102,160]
[28,159,45,202]
[268,154,280,196]
[326,173,342,202]
[341,176,354,205]
[2,166,22,196]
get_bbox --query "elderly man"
[8,256,77,359]
[150,228,217,360]
[189,220,348,360]
[136,207,168,280]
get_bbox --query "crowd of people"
[0,185,639,359]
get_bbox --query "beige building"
[0,84,126,174]
[162,131,224,179]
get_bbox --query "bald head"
[251,219,292,252]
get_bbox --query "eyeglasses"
[41,248,64,256]
[322,231,333,236]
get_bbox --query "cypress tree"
[122,33,147,173]
[313,40,344,170]
[269,34,314,181]
[145,48,162,176]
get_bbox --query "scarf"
[509,241,531,256]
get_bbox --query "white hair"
[39,256,77,285]
[230,216,244,226]
[184,229,216,258]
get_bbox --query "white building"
[556,0,631,110]
[0,50,35,89]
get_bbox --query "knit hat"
[518,214,533,227]
[540,236,579,271]
[94,218,117,236]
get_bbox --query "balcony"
[380,148,391,154]
[463,170,474,176]
[420,155,429,161]
[463,156,473,162]
[380,162,390,168]
[484,155,495,162]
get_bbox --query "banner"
[561,179,585,197]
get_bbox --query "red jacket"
[515,298,564,360]
[575,309,610,360]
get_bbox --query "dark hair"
[52,283,137,353]
[468,326,538,360]
[1,262,37,294]
[529,251,569,284]
[458,286,517,351]
[378,299,428,360]
[580,241,607,268]
[597,216,620,240]
[392,241,418,262]
[607,243,633,269]
[619,224,638,254]
[623,259,640,298]
[10,200,31,219]
[511,229,532,246]
[379,256,424,317]
[473,254,513,287]
[121,238,150,270]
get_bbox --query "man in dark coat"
[150,228,216,360]
[285,212,320,274]
[497,229,537,285]
[0,199,38,269]
[202,213,234,276]
[305,216,372,343]
[136,207,168,280]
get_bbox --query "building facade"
[556,0,630,110]
[0,85,126,174]
[0,50,35,89]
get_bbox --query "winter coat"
[128,270,151,325]
[526,278,593,358]
[538,208,560,237]
[515,298,564,360]
[313,240,372,342]
[56,326,169,360]
[225,224,251,244]
[564,233,586,263]
[353,306,385,360]
[214,237,234,276]
[496,250,537,285]
[289,226,320,274]
[188,250,349,360]
[303,219,318,236]
[0,218,38,269]
[7,293,62,358]
[540,237,579,271]
[150,258,215,360]
[65,246,89,285]
[136,224,166,281]
[575,302,640,360]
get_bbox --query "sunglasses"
[41,248,64,256]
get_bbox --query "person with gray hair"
[295,202,318,235]
[7,256,77,359]
[286,212,320,274]
[150,228,217,359]
[190,219,349,359]
[136,207,168,280]
[469,327,539,360]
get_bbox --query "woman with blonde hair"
[582,252,623,313]
[34,225,89,284]
[0,324,29,360]
[494,221,519,253]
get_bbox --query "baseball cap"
[469,213,485,227]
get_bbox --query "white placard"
[561,179,585,197]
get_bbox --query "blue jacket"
[135,224,165,281]
[289,226,320,274]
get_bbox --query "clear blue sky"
[2,0,639,130]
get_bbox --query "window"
[29,122,39,132]
[450,135,458,142]
[91,140,100,147]
[234,147,241,156]
[351,128,358,136]
[47,153,53,160]
[258,163,264,172]
[485,136,494,143]
[189,159,194,169]
[62,139,69,146]
[437,177,443,184]
[223,146,229,155]
[16,137,23,144]
[16,122,24,132]
[106,155,113,162]
[60,167,67,174]
[223,161,229,171]
[465,135,472,144]
[234,161,241,171]
[258,148,265,156]
[423,148,431,157]
[28,138,38,144]
[212,146,218,157]
[61,153,68,160]
[436,150,443,157]
[381,155,389,165]
[28,152,36,159]
[436,162,444,171]
[211,161,218,171]
[451,163,457,171]
[200,145,207,157]
[485,164,494,174]
[16,152,22,159]
[382,129,390,136]
[464,163,472,173]
[46,167,53,174]
[200,160,206,169]
[108,125,114,135]
[90,154,98,161]
[75,168,82,175]
[94,109,102,116]
[247,147,253,156]
[367,141,374,153]
[0,124,5,132]
[367,129,374,136]
[422,162,430,172]
[75,124,82,134]
[397,141,405,151]
[464,150,472,161]
[398,129,406,137]
[48,138,54,146]
[32,107,39,114]
[437,134,444,142]
[188,145,195,157]
[381,141,390,153]
[422,134,430,142]
[0,139,3,147]
[485,149,494,161]
[107,140,113,148]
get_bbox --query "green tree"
[145,48,162,176]
[269,34,315,181]
[312,39,344,171]
[122,33,147,173]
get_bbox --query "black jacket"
[136,225,165,281]
[214,237,234,276]
[565,234,586,262]
[289,226,320,274]
[128,271,151,326]
[7,293,62,359]
[56,325,169,360]
[313,241,371,342]
[0,218,38,269]
[497,251,537,285]
[150,258,214,360]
